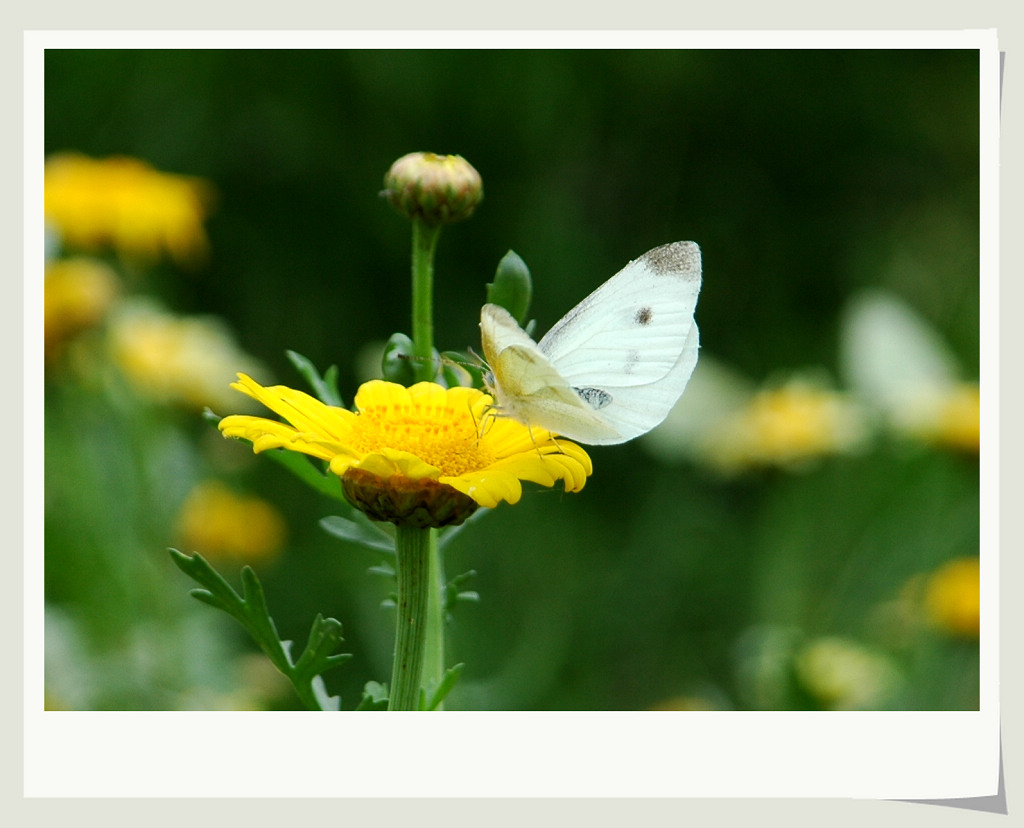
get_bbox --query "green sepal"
[320,514,395,553]
[420,662,465,711]
[486,250,532,325]
[382,337,482,389]
[382,332,429,385]
[440,349,484,389]
[286,349,344,408]
[169,549,351,711]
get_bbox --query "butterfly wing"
[536,241,702,444]
[480,303,621,442]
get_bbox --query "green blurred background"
[43,49,981,711]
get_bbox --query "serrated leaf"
[312,676,342,712]
[444,570,479,613]
[355,681,389,710]
[169,549,351,711]
[293,614,353,684]
[188,588,221,609]
[448,570,477,589]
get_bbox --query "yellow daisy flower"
[218,375,592,527]
[44,152,214,266]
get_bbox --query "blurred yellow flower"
[44,153,214,266]
[219,375,592,526]
[44,257,120,360]
[107,299,267,411]
[177,480,286,565]
[924,556,980,639]
[704,381,868,473]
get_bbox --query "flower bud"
[382,152,483,225]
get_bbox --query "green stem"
[423,532,446,703]
[410,219,442,383]
[396,218,448,709]
[389,525,432,710]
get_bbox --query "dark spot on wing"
[575,386,613,410]
[634,306,653,326]
[641,240,701,275]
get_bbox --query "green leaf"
[367,561,396,578]
[286,349,344,408]
[382,333,423,385]
[422,663,465,711]
[486,250,533,325]
[169,549,351,711]
[204,371,347,504]
[444,570,480,615]
[291,614,354,688]
[311,676,342,712]
[264,448,349,502]
[320,514,395,553]
[355,681,389,711]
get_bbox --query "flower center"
[352,399,492,476]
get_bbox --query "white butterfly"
[480,241,702,445]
